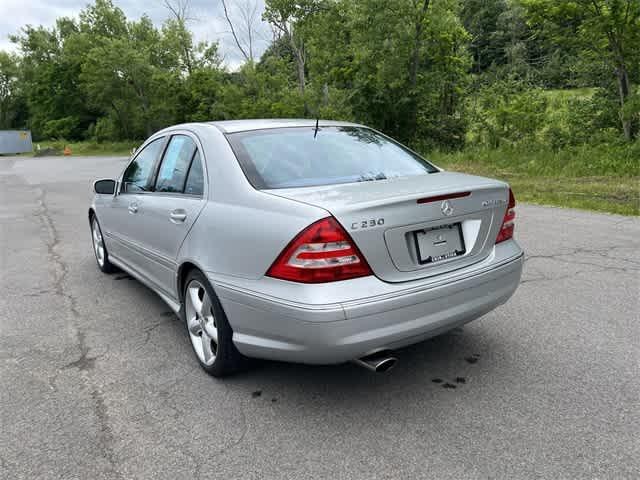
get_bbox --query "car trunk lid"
[264,172,510,283]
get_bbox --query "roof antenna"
[314,117,319,139]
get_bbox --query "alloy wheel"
[92,219,105,267]
[185,280,218,366]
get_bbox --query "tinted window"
[155,135,197,193]
[122,138,164,193]
[227,126,437,189]
[184,151,204,196]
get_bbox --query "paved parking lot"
[1,154,639,479]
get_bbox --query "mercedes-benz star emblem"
[441,200,454,216]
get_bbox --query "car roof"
[207,119,364,134]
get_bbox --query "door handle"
[169,209,187,223]
[128,202,138,214]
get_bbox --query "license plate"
[415,223,466,264]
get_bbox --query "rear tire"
[182,269,247,377]
[91,216,116,273]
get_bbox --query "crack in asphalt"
[217,400,249,458]
[214,382,250,461]
[169,383,249,476]
[521,269,603,285]
[522,244,640,285]
[62,329,106,371]
[525,245,639,266]
[142,313,178,345]
[35,187,123,479]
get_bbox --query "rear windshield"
[226,126,437,189]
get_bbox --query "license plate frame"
[414,223,466,265]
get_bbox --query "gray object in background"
[0,130,33,154]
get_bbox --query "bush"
[540,88,622,149]
[92,116,122,142]
[468,80,548,147]
[42,116,81,139]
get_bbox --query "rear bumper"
[212,241,523,364]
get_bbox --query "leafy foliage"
[0,51,26,129]
[0,0,637,150]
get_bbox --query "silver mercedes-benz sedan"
[89,119,523,376]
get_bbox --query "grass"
[33,139,140,157]
[28,137,640,216]
[429,145,639,216]
[543,87,597,103]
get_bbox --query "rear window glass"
[184,151,204,196]
[226,126,437,189]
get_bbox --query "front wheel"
[91,216,116,273]
[183,269,247,377]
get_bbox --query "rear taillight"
[267,217,373,283]
[496,188,516,244]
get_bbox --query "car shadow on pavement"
[105,268,505,408]
[216,323,504,407]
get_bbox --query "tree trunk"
[409,0,430,91]
[603,16,635,141]
[111,101,129,139]
[405,0,431,141]
[136,87,152,137]
[322,83,329,107]
[183,43,192,75]
[615,64,633,140]
[294,49,305,97]
[289,34,307,114]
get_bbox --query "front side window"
[226,126,438,189]
[122,138,164,193]
[155,135,197,193]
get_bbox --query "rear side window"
[155,135,197,193]
[226,126,437,189]
[122,138,164,193]
[184,151,204,196]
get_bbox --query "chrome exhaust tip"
[352,350,398,373]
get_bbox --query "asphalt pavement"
[1,154,639,479]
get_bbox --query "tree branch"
[221,0,251,62]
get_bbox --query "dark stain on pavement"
[465,353,480,364]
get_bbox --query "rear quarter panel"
[179,191,328,280]
[176,124,329,281]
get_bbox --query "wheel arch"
[176,261,202,302]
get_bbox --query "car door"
[133,133,208,297]
[99,137,166,272]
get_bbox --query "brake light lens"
[496,188,516,244]
[267,217,373,283]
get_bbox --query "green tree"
[0,52,27,129]
[11,21,94,139]
[263,0,323,106]
[299,0,470,146]
[522,0,640,140]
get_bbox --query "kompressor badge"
[482,198,507,207]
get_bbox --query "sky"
[0,0,272,69]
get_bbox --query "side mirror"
[94,179,116,195]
